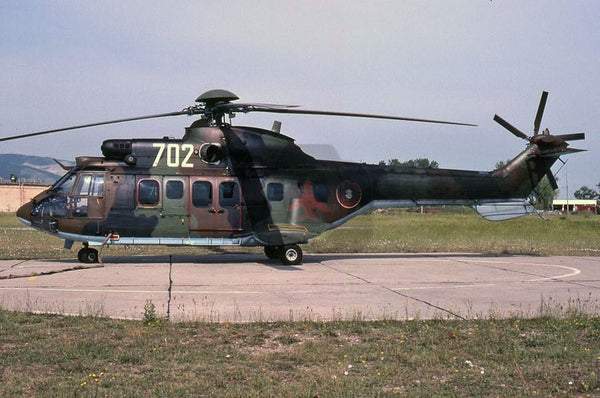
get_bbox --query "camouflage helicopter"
[2,90,584,265]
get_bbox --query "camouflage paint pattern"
[17,121,572,249]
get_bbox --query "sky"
[1,1,598,198]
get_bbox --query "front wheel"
[280,244,303,265]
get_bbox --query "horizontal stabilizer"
[473,200,537,221]
[536,147,586,157]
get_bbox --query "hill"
[0,154,70,184]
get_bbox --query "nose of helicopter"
[16,201,33,226]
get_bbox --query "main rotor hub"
[194,89,240,125]
[195,89,239,106]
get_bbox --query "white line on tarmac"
[450,259,581,281]
[389,260,582,292]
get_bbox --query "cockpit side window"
[76,175,92,196]
[91,175,104,196]
[74,173,105,197]
[71,172,105,217]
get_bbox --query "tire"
[85,248,99,263]
[77,248,87,263]
[280,244,302,265]
[78,247,99,263]
[264,246,281,260]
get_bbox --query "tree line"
[573,184,600,199]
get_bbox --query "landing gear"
[264,246,281,259]
[77,246,99,263]
[264,244,303,265]
[280,244,303,266]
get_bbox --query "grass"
[308,210,600,256]
[2,210,599,396]
[0,309,598,397]
[1,210,600,260]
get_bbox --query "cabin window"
[267,183,284,201]
[313,182,329,203]
[166,180,184,200]
[192,181,212,207]
[219,181,240,208]
[138,179,160,206]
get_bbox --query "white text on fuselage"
[152,143,194,168]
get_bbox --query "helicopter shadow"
[100,253,268,265]
[93,253,303,270]
[41,252,509,270]
[39,254,255,266]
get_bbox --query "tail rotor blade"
[554,132,585,141]
[494,114,529,140]
[546,171,559,190]
[533,91,548,135]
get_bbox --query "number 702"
[152,143,195,168]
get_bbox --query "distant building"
[552,199,599,214]
[0,183,48,212]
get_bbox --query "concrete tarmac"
[0,253,599,322]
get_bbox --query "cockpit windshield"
[50,167,79,194]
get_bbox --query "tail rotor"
[493,91,585,190]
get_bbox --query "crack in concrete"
[319,259,467,320]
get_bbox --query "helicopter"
[1,90,585,265]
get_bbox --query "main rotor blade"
[222,103,300,111]
[238,106,477,126]
[554,132,585,141]
[493,114,529,140]
[0,110,190,142]
[533,91,548,135]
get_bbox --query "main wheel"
[280,244,303,265]
[85,248,99,263]
[77,248,86,263]
[264,246,282,260]
[78,247,99,263]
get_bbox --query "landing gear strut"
[264,244,303,265]
[78,245,99,263]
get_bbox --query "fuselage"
[16,122,558,249]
